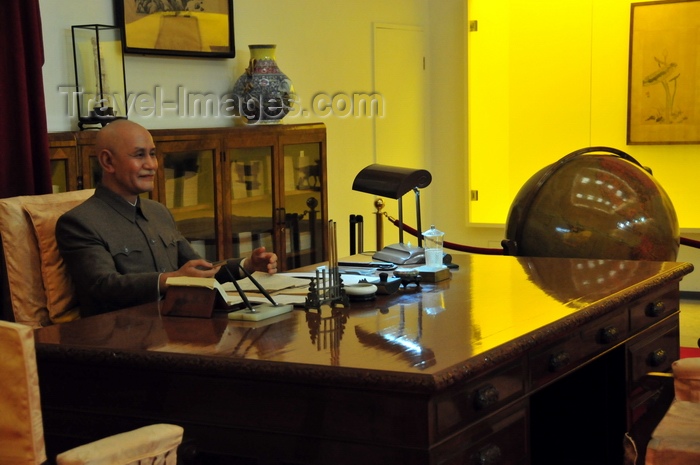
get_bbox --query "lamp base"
[78,108,124,130]
[372,243,425,265]
[227,304,294,321]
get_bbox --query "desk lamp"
[352,164,432,265]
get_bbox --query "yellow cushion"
[0,320,46,465]
[24,199,87,324]
[0,190,92,326]
[0,199,49,326]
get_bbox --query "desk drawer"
[628,315,679,387]
[530,307,628,389]
[629,288,679,333]
[435,401,528,465]
[434,360,525,441]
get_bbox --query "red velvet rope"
[387,217,505,255]
[388,217,700,255]
[681,236,700,249]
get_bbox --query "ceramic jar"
[231,44,295,124]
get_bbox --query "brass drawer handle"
[472,444,502,465]
[645,300,666,317]
[598,326,620,344]
[474,384,500,410]
[548,351,571,372]
[647,349,667,367]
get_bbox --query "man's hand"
[245,247,278,275]
[159,259,221,292]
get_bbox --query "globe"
[503,147,680,261]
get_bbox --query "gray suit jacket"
[56,184,242,316]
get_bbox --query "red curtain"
[0,0,52,198]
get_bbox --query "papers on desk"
[220,272,310,306]
[225,293,307,307]
[337,274,380,285]
[284,271,380,285]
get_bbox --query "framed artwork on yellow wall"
[627,0,700,144]
[115,0,235,58]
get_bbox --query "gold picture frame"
[627,0,700,144]
[116,0,235,58]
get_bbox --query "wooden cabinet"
[48,123,328,270]
[48,132,79,193]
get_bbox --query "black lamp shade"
[352,164,432,199]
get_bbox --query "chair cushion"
[0,198,49,326]
[0,190,93,326]
[0,320,46,464]
[56,424,183,465]
[24,200,86,323]
[646,400,700,465]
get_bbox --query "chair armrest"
[55,424,184,465]
[672,358,700,402]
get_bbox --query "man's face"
[111,128,158,196]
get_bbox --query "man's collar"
[95,184,152,222]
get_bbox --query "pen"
[238,264,279,306]
[196,259,228,271]
[228,275,257,313]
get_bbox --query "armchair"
[644,358,700,464]
[0,319,184,465]
[0,189,94,326]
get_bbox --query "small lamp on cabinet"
[71,24,127,130]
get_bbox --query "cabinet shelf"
[230,197,270,206]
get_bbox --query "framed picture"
[115,0,235,58]
[627,0,700,144]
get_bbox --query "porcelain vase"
[231,44,295,124]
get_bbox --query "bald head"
[95,120,158,202]
[95,119,151,154]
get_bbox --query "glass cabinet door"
[76,132,100,190]
[282,141,325,269]
[226,146,275,261]
[50,159,69,193]
[48,133,78,192]
[83,149,101,189]
[155,140,221,262]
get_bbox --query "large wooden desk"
[34,254,693,465]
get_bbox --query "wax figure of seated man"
[56,120,277,317]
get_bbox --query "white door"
[373,24,426,246]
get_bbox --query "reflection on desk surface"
[35,255,692,378]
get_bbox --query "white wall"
[40,0,450,259]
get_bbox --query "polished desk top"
[35,254,693,392]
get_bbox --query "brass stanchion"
[374,198,384,252]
